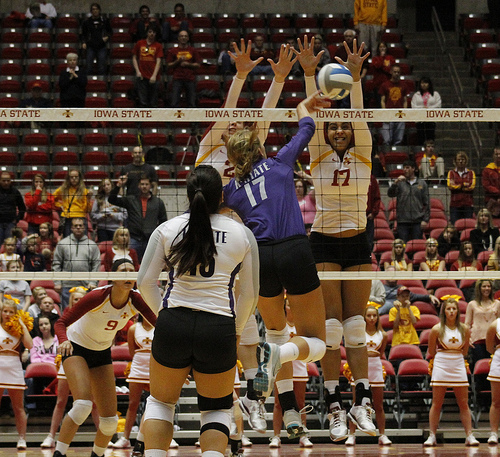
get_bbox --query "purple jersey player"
[223,92,328,440]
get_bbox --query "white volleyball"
[317,63,353,100]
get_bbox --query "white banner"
[0,107,497,122]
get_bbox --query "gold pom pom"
[343,362,353,382]
[428,358,434,376]
[54,354,62,370]
[124,361,132,377]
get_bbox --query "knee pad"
[143,395,176,425]
[343,315,366,349]
[302,337,327,363]
[239,314,260,346]
[266,327,290,346]
[98,415,118,436]
[200,409,231,438]
[325,318,343,350]
[68,399,93,426]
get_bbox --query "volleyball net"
[3,106,500,285]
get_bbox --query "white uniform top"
[134,322,154,353]
[0,325,21,354]
[305,76,372,234]
[138,213,259,336]
[195,77,283,184]
[437,326,465,352]
[366,330,384,356]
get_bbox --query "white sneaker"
[328,407,348,442]
[348,404,376,436]
[239,395,267,433]
[424,433,437,447]
[283,408,306,439]
[379,434,392,446]
[17,439,27,450]
[345,434,356,446]
[113,436,131,448]
[255,342,281,398]
[269,435,281,448]
[299,435,313,448]
[241,435,252,447]
[169,438,179,449]
[194,440,200,447]
[465,434,480,446]
[489,432,498,445]
[41,435,55,448]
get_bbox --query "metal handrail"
[431,6,482,158]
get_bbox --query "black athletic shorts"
[62,341,112,369]
[309,231,372,269]
[152,307,237,374]
[258,235,320,298]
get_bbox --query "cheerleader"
[486,316,500,444]
[345,306,391,446]
[424,298,479,447]
[0,298,33,450]
[52,261,157,457]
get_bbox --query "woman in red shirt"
[24,174,54,235]
[447,151,475,224]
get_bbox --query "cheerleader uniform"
[126,322,154,384]
[0,326,26,390]
[430,326,468,387]
[488,319,500,382]
[366,330,385,388]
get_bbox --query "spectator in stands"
[91,178,127,242]
[26,2,55,28]
[378,266,439,315]
[466,279,500,370]
[488,236,500,272]
[58,53,88,108]
[162,2,193,43]
[311,34,331,72]
[379,64,408,145]
[218,39,237,76]
[369,42,395,108]
[28,286,47,318]
[353,0,387,55]
[132,24,164,108]
[483,148,500,216]
[37,222,58,269]
[447,151,475,224]
[0,260,31,311]
[120,146,158,196]
[419,140,444,181]
[81,2,112,75]
[53,169,93,238]
[52,218,101,310]
[437,224,460,258]
[369,279,386,308]
[389,286,420,346]
[249,34,275,76]
[294,171,315,234]
[470,208,500,255]
[103,227,139,272]
[383,238,412,271]
[0,237,21,271]
[425,297,478,447]
[366,174,381,251]
[30,295,60,339]
[420,237,445,272]
[166,30,201,108]
[345,305,392,446]
[24,174,54,235]
[451,241,483,302]
[411,77,442,145]
[22,235,46,272]
[20,82,52,109]
[130,5,159,43]
[109,175,167,261]
[30,315,58,363]
[0,298,33,450]
[387,159,430,242]
[0,172,26,247]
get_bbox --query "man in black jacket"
[109,174,167,261]
[0,172,26,246]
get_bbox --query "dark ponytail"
[167,165,222,277]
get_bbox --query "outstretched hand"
[230,39,263,77]
[295,35,324,77]
[268,43,297,83]
[334,39,369,82]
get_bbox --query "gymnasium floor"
[2,444,499,457]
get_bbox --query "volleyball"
[317,63,353,100]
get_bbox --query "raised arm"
[296,36,323,97]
